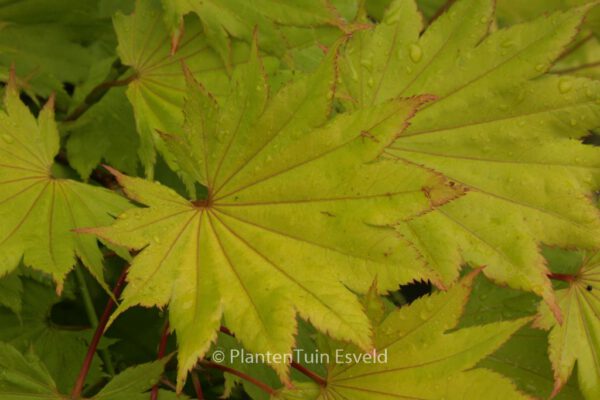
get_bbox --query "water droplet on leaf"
[558,79,572,93]
[409,44,422,63]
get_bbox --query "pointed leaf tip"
[44,93,56,111]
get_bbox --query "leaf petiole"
[74,265,115,377]
[71,266,129,399]
[198,361,276,396]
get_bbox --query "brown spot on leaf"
[360,130,379,142]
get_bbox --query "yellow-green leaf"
[273,272,531,399]
[0,77,130,291]
[114,0,344,175]
[536,251,600,399]
[83,44,463,390]
[113,0,266,175]
[341,0,600,317]
[160,0,347,68]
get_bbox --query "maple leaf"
[0,342,63,400]
[0,277,104,393]
[489,0,600,80]
[0,74,130,291]
[272,271,531,399]
[112,0,241,174]
[339,0,600,317]
[113,0,345,175]
[0,341,168,400]
[65,88,140,179]
[0,23,91,104]
[82,38,464,389]
[536,251,600,399]
[113,0,276,174]
[159,0,348,68]
[459,269,584,399]
[208,320,323,400]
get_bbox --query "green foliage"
[0,80,130,290]
[0,341,167,399]
[537,251,600,399]
[274,272,531,399]
[84,40,462,388]
[0,0,599,399]
[460,271,584,399]
[342,0,600,318]
[0,276,103,392]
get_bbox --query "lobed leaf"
[83,40,464,389]
[65,88,140,179]
[0,278,104,393]
[0,76,130,290]
[460,272,584,399]
[160,0,349,68]
[0,342,63,400]
[273,272,531,399]
[341,0,600,317]
[536,251,600,399]
[0,341,167,400]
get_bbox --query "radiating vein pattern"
[87,36,464,389]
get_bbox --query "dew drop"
[558,79,572,94]
[409,44,422,63]
[535,64,546,72]
[153,236,161,244]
